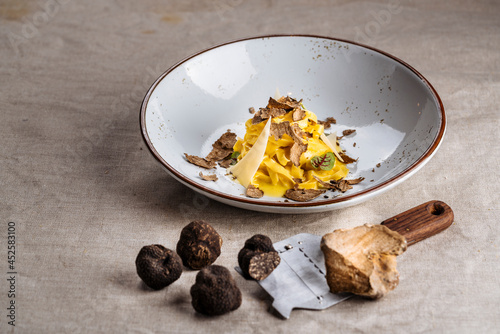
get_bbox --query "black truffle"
[176,221,222,270]
[190,265,242,316]
[135,244,182,290]
[238,234,281,281]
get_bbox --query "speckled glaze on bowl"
[140,35,446,214]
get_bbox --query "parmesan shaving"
[229,119,272,187]
[274,87,281,100]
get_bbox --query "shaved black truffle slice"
[284,188,325,202]
[292,107,306,121]
[252,107,287,124]
[135,245,182,290]
[246,185,264,198]
[184,153,217,169]
[205,131,237,161]
[318,117,337,129]
[176,221,222,270]
[190,265,242,316]
[238,234,281,281]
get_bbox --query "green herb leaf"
[311,152,335,171]
[231,151,240,159]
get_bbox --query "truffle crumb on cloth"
[135,245,182,290]
[190,265,242,316]
[176,220,222,270]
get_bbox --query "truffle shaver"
[237,200,453,319]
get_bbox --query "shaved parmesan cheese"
[326,132,338,145]
[229,119,272,187]
[274,87,281,100]
[320,132,344,163]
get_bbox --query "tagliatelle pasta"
[231,96,350,198]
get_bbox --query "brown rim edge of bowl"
[139,34,446,208]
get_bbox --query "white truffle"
[321,224,407,299]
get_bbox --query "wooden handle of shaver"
[381,200,454,246]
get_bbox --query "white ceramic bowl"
[140,35,445,214]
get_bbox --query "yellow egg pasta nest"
[231,96,349,198]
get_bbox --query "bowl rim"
[140,34,446,208]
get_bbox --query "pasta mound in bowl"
[230,96,353,199]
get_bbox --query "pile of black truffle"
[135,220,280,316]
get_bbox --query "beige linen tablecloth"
[1,0,499,333]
